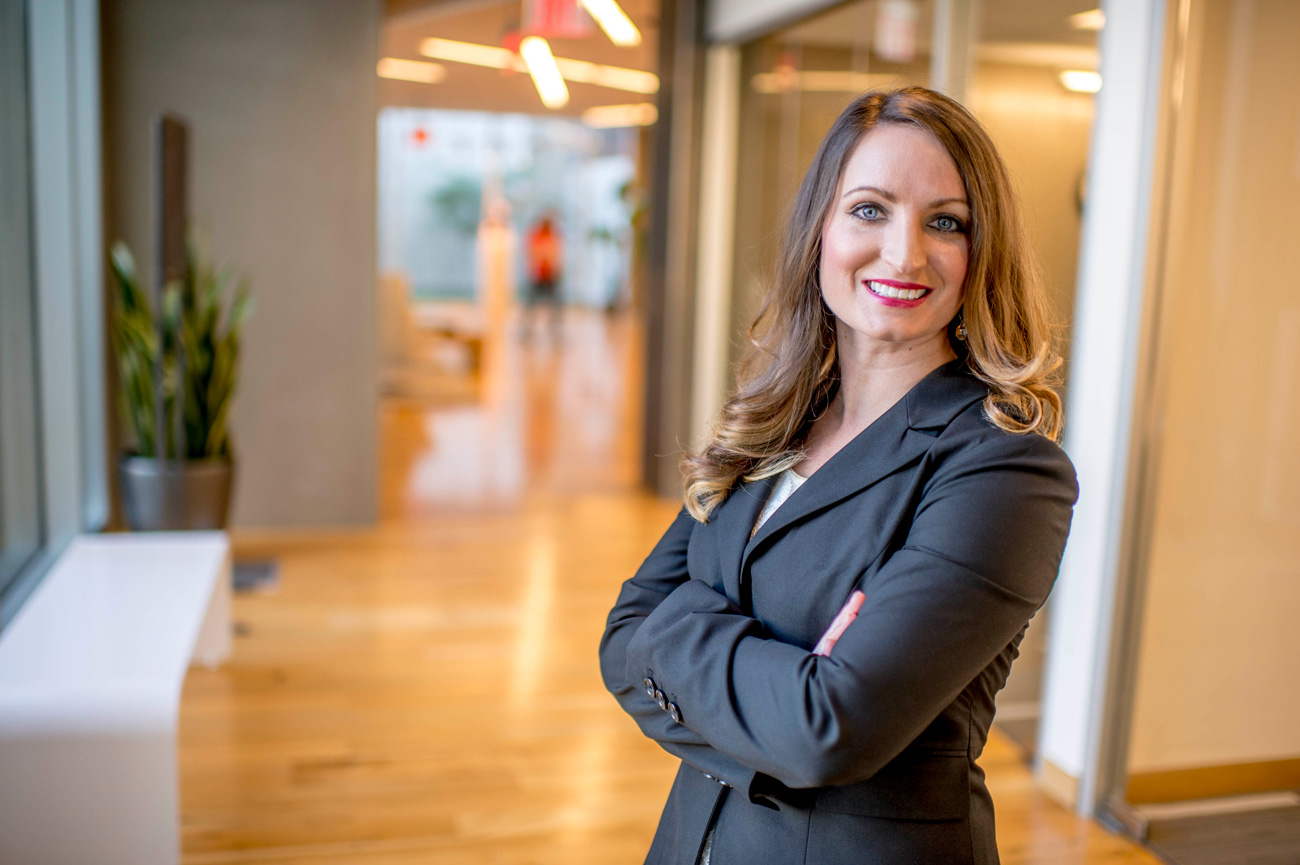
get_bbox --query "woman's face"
[819,123,970,359]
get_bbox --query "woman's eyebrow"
[842,184,895,201]
[841,185,968,208]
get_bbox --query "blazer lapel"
[710,472,777,605]
[741,402,919,571]
[741,360,988,576]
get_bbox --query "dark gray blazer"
[599,360,1077,865]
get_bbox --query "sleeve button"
[654,689,668,711]
[668,701,683,724]
[643,677,656,698]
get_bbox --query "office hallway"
[177,310,1160,864]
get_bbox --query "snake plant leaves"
[109,239,252,460]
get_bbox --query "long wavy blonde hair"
[682,86,1063,523]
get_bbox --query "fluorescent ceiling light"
[520,36,570,108]
[418,37,659,95]
[376,57,446,84]
[420,37,520,70]
[554,57,659,94]
[583,102,658,127]
[1068,9,1105,30]
[1060,69,1102,93]
[579,0,641,46]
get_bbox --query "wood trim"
[1040,757,1080,810]
[1127,757,1300,804]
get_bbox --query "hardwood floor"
[179,308,1160,864]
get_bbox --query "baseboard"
[1039,757,1080,810]
[1127,757,1300,804]
[1099,793,1150,841]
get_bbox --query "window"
[0,0,45,614]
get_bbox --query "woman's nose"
[880,218,927,276]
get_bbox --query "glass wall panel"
[964,0,1098,753]
[968,0,1099,384]
[377,107,639,308]
[1125,0,1300,797]
[729,0,934,364]
[0,0,44,601]
[726,1,1099,757]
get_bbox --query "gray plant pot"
[118,455,234,531]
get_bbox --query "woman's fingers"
[813,590,866,656]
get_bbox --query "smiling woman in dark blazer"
[599,87,1078,865]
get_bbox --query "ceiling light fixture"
[579,0,642,46]
[1060,69,1102,93]
[418,37,658,94]
[1068,9,1105,30]
[420,37,520,70]
[376,58,446,84]
[582,102,658,127]
[553,57,658,93]
[520,36,570,108]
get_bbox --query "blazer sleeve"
[599,506,766,794]
[623,432,1078,791]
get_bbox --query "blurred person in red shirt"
[525,213,563,337]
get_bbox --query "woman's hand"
[813,590,866,656]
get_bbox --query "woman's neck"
[831,329,956,433]
[795,328,955,477]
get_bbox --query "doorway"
[375,0,660,517]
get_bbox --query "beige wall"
[103,0,381,527]
[1126,0,1300,773]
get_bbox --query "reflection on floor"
[380,309,643,518]
[179,308,1160,864]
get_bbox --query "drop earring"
[954,318,967,342]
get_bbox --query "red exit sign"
[523,0,593,39]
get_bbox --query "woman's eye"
[931,215,964,232]
[851,203,883,221]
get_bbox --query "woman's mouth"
[864,279,932,307]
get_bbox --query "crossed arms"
[598,432,1077,796]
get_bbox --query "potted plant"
[109,240,252,530]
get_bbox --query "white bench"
[0,532,231,865]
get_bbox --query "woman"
[599,87,1077,865]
